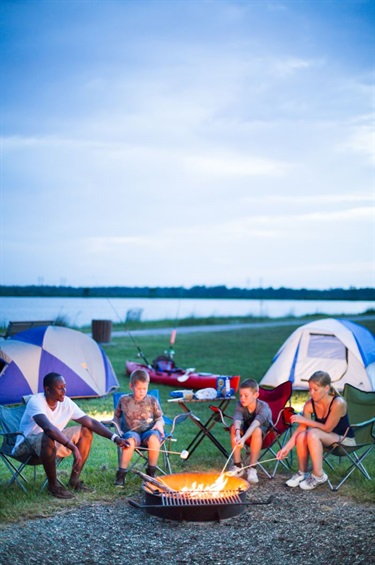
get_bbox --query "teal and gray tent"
[260,318,375,392]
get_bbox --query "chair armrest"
[351,417,375,429]
[0,431,26,438]
[163,416,174,427]
[101,420,122,435]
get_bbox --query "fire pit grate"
[160,490,244,507]
[128,471,272,522]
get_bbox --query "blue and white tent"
[0,325,119,405]
[260,318,375,392]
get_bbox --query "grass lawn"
[1,316,374,524]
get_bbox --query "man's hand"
[71,444,83,472]
[116,437,131,450]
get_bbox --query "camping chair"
[322,383,375,491]
[209,380,294,479]
[0,404,63,493]
[103,390,190,475]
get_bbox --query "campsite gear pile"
[0,326,119,405]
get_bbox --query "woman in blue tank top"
[277,371,355,491]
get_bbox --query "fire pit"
[129,471,255,522]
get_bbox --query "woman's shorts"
[339,436,356,446]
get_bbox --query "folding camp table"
[168,396,236,459]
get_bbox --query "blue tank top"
[311,396,354,438]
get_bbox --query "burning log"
[133,469,176,493]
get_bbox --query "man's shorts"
[12,425,82,458]
[123,429,163,447]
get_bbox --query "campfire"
[129,471,254,522]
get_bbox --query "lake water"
[0,296,373,328]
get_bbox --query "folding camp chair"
[209,380,294,479]
[0,404,63,493]
[103,390,190,475]
[256,381,294,478]
[323,383,375,491]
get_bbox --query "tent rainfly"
[260,318,375,392]
[0,325,119,405]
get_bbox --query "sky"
[0,0,374,290]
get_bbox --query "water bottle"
[225,377,231,397]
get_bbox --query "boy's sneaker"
[114,469,127,487]
[228,464,245,478]
[299,473,328,491]
[286,470,309,488]
[146,465,156,478]
[247,468,259,483]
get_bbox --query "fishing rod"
[126,329,152,368]
[165,289,183,360]
[96,286,153,368]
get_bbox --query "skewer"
[225,457,279,476]
[135,446,189,460]
[219,446,237,477]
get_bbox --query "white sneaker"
[286,470,309,488]
[247,467,259,483]
[299,473,328,491]
[228,464,245,478]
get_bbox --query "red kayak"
[125,357,240,392]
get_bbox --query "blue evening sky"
[1,0,373,289]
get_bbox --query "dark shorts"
[242,422,269,438]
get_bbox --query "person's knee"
[40,433,56,456]
[147,434,161,448]
[80,426,93,445]
[295,431,307,446]
[306,428,319,442]
[126,438,136,450]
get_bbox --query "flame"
[179,474,229,499]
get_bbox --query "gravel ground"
[1,475,374,565]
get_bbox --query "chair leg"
[326,446,374,491]
[0,455,32,492]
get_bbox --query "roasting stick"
[219,446,237,477]
[134,446,189,459]
[225,457,279,476]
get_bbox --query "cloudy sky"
[1,0,373,290]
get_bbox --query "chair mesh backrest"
[112,389,160,432]
[343,384,375,444]
[112,389,160,409]
[259,381,293,432]
[258,381,293,449]
[0,405,26,434]
[0,405,27,453]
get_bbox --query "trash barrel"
[92,319,112,343]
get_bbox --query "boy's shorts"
[12,425,82,458]
[242,423,269,439]
[123,429,163,447]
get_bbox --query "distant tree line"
[0,285,374,301]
